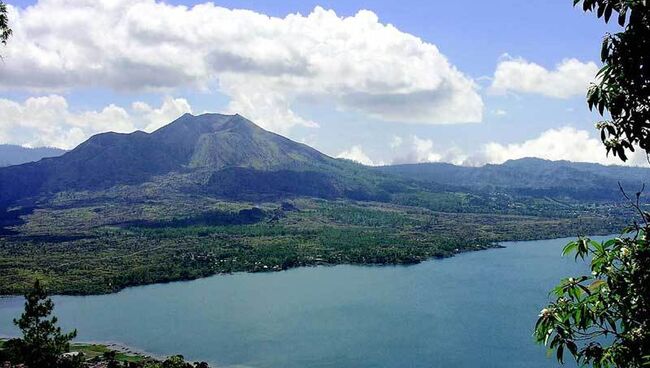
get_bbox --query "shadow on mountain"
[205,167,342,201]
[9,234,97,243]
[0,206,34,235]
[120,207,268,229]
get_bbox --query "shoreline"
[0,234,619,368]
[1,243,503,298]
[0,232,622,298]
[76,340,162,360]
[0,337,161,361]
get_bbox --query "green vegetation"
[0,192,627,295]
[0,114,642,297]
[3,280,77,368]
[1,339,207,368]
[70,344,145,363]
[582,0,650,161]
[0,111,643,297]
[534,227,650,367]
[534,2,650,367]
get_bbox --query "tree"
[0,1,11,47]
[534,224,650,367]
[104,350,120,368]
[580,0,650,161]
[534,1,650,367]
[9,279,78,368]
[161,355,192,368]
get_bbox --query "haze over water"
[0,237,599,367]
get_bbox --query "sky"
[0,0,644,166]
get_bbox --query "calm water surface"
[1,236,604,367]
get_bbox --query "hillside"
[377,158,650,201]
[0,144,65,167]
[0,113,402,207]
[4,114,645,209]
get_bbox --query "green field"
[71,344,146,363]
[0,192,627,295]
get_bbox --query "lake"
[0,236,602,367]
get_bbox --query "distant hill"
[377,158,650,201]
[0,144,65,167]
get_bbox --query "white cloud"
[336,145,382,166]
[412,136,442,163]
[490,57,599,98]
[493,109,507,116]
[391,135,466,165]
[383,128,648,167]
[389,136,403,149]
[0,95,191,149]
[468,127,648,167]
[2,1,483,132]
[133,97,193,132]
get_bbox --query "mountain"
[377,157,650,201]
[2,113,649,211]
[0,113,403,207]
[0,144,65,167]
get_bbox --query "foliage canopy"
[533,2,650,367]
[578,0,650,161]
[534,226,650,367]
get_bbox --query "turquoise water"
[1,236,602,367]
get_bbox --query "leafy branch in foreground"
[534,199,650,367]
[574,0,650,161]
[538,3,650,364]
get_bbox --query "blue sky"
[1,0,636,166]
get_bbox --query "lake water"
[0,236,604,367]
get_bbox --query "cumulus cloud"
[336,145,382,166]
[411,136,442,163]
[389,136,403,149]
[470,127,648,166]
[490,57,599,98]
[0,95,191,149]
[390,135,466,165]
[132,97,193,132]
[1,1,483,132]
[383,128,648,167]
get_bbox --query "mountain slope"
[0,144,65,167]
[3,113,649,211]
[377,157,650,201]
[0,113,403,207]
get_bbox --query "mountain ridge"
[0,113,396,207]
[0,144,66,167]
[377,157,650,201]
[1,113,649,209]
